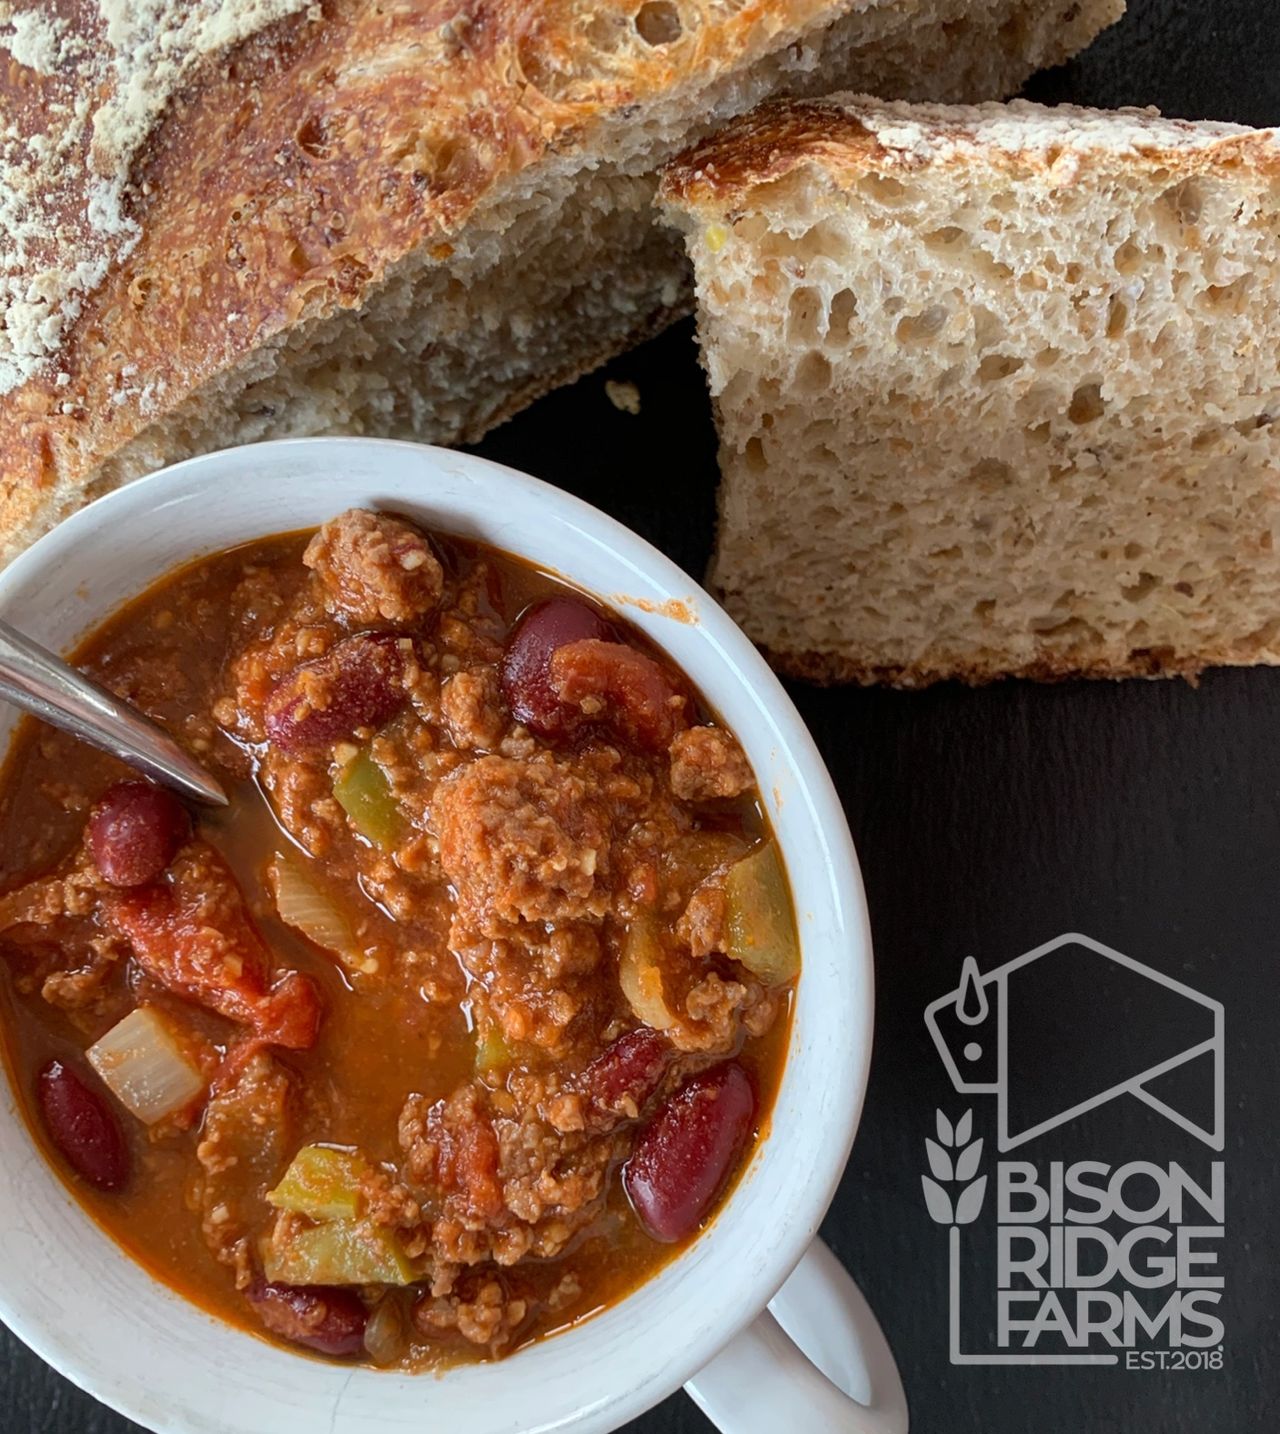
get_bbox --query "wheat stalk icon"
[922,1108,986,1225]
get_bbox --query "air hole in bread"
[1152,320,1179,357]
[896,306,949,344]
[977,353,1024,382]
[586,11,628,51]
[1199,274,1253,314]
[925,226,967,254]
[827,289,858,342]
[861,173,908,205]
[1124,542,1145,560]
[1174,582,1196,597]
[1160,178,1205,229]
[1114,240,1144,275]
[1035,346,1062,369]
[1030,615,1098,640]
[794,222,852,264]
[1190,426,1223,452]
[1106,295,1129,338]
[296,114,336,161]
[1120,572,1160,602]
[744,437,767,473]
[1068,383,1106,424]
[635,1,683,46]
[795,351,832,395]
[788,287,824,346]
[972,306,1005,350]
[966,459,1012,487]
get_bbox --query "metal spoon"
[0,618,228,806]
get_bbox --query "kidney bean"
[582,1027,670,1119]
[87,781,191,887]
[265,633,405,753]
[623,1062,755,1243]
[246,1280,368,1357]
[36,1060,130,1193]
[500,598,615,738]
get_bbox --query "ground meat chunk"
[669,726,753,802]
[0,854,107,928]
[433,755,613,933]
[303,509,443,626]
[413,1274,529,1352]
[40,935,127,1012]
[400,1084,504,1222]
[441,666,507,751]
[496,1106,617,1242]
[456,926,600,1053]
[681,971,778,1047]
[195,1052,293,1286]
[400,1082,621,1269]
[677,881,728,958]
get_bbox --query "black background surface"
[3,1,1277,1429]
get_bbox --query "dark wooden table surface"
[3,1,1276,1429]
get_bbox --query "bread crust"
[659,92,1279,212]
[756,641,1231,689]
[0,0,859,544]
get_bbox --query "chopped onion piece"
[87,1006,206,1125]
[618,913,679,1031]
[363,1294,410,1366]
[268,853,377,975]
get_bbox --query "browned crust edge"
[658,95,1280,213]
[751,642,1245,690]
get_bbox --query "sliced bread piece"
[0,0,1123,563]
[660,96,1280,685]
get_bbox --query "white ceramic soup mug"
[0,438,907,1434]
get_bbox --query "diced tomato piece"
[549,639,687,751]
[104,841,321,1049]
[423,1088,504,1220]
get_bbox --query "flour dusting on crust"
[0,0,311,395]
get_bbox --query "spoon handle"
[0,618,227,806]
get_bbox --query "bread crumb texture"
[0,1,1120,564]
[661,94,1280,686]
[605,379,642,415]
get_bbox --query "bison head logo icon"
[924,933,1224,1152]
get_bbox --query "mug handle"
[683,1238,909,1433]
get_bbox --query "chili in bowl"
[0,439,883,1434]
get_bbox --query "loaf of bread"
[660,95,1280,685]
[0,1,1123,563]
